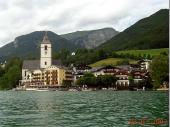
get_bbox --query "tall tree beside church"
[0,58,22,90]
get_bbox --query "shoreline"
[13,87,169,92]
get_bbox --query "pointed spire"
[42,31,51,44]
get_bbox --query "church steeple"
[42,31,51,44]
[40,31,52,68]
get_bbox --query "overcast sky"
[0,0,169,47]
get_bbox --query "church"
[19,32,73,89]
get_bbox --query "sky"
[0,0,169,47]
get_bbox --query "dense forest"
[98,9,169,51]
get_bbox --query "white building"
[20,31,73,88]
[115,71,130,86]
[138,59,151,70]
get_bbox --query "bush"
[0,58,22,90]
[116,59,129,65]
[76,74,117,88]
[150,54,168,88]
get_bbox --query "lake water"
[0,91,168,127]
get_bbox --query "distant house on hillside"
[138,59,151,70]
[115,70,130,87]
[91,65,119,77]
[72,65,91,82]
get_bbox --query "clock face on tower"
[45,51,47,55]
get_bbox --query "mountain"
[0,31,76,61]
[61,28,119,49]
[98,9,169,51]
[0,28,118,62]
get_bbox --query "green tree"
[160,51,168,56]
[84,73,94,77]
[100,75,117,88]
[0,66,5,77]
[129,54,135,59]
[62,80,72,88]
[76,74,117,88]
[124,53,130,58]
[75,77,85,86]
[0,58,22,90]
[145,76,153,89]
[5,57,22,71]
[143,54,146,59]
[112,52,119,58]
[150,54,169,89]
[97,49,107,60]
[147,54,151,59]
[128,76,134,85]
[116,59,129,65]
[138,54,142,59]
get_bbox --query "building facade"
[20,32,73,89]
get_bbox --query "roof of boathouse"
[22,60,62,70]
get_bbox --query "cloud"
[0,0,169,47]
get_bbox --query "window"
[45,45,48,50]
[25,71,26,76]
[45,62,47,65]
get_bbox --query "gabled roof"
[23,60,40,70]
[75,65,92,70]
[115,70,130,75]
[115,65,131,70]
[22,60,62,70]
[52,60,62,66]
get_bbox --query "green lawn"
[89,58,137,67]
[116,48,169,57]
[90,48,168,67]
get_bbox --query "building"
[20,32,73,89]
[0,61,6,68]
[91,65,149,89]
[115,70,130,87]
[91,65,119,77]
[138,59,151,70]
[72,65,91,82]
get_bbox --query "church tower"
[40,31,52,68]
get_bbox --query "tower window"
[45,62,47,65]
[25,71,26,76]
[45,45,48,50]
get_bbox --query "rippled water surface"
[0,91,168,127]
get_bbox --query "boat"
[25,88,49,91]
[157,88,169,91]
[68,88,78,91]
[81,88,92,91]
[35,89,49,91]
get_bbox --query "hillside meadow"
[90,58,137,67]
[116,48,168,57]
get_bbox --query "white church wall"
[40,58,52,68]
[40,43,52,68]
[40,44,52,58]
[22,69,28,80]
